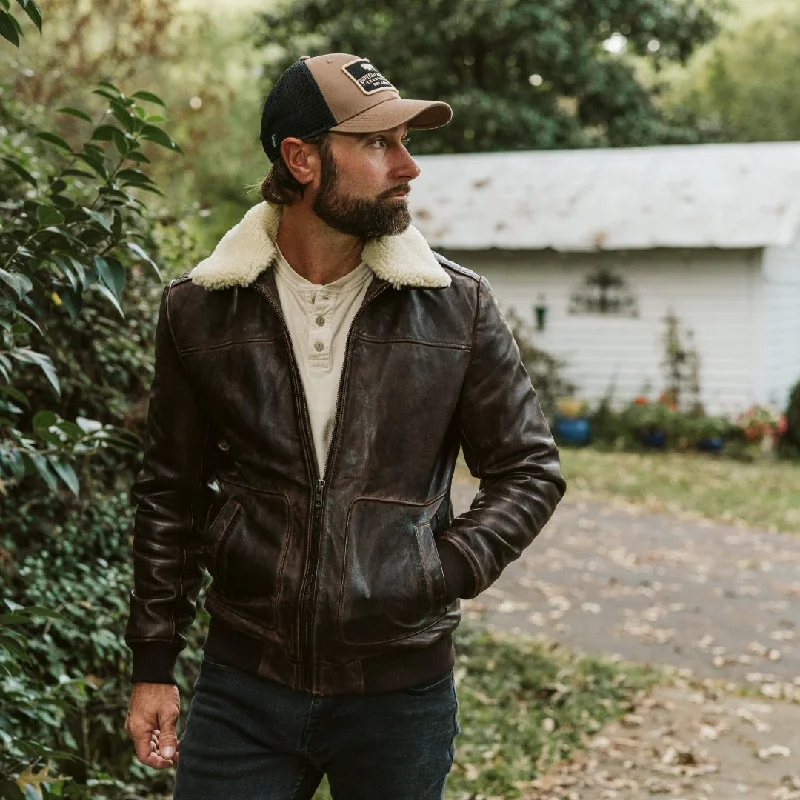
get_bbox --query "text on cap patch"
[341,58,396,96]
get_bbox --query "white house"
[409,142,800,414]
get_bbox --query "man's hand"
[125,683,181,769]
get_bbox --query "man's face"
[311,125,421,239]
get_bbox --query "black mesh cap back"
[260,60,337,162]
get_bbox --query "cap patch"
[342,58,395,96]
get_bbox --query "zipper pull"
[315,479,325,508]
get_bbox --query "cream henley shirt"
[273,250,373,475]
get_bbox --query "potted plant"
[624,396,676,448]
[735,405,787,454]
[684,413,732,453]
[553,397,591,446]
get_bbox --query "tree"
[2,0,269,251]
[670,3,800,142]
[259,0,726,154]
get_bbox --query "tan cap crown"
[304,53,452,133]
[259,52,452,161]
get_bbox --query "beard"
[312,145,411,239]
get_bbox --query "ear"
[280,137,319,186]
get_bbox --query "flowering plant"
[555,397,588,419]
[736,405,787,442]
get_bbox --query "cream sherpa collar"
[189,202,451,290]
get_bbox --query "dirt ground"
[451,480,800,799]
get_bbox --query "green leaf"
[1,155,37,186]
[111,209,123,240]
[62,255,86,288]
[140,124,182,152]
[51,459,79,496]
[57,106,92,122]
[95,255,125,299]
[116,168,155,185]
[110,104,135,132]
[125,151,150,164]
[37,204,65,227]
[55,420,83,439]
[36,131,73,153]
[131,90,166,107]
[57,288,81,321]
[32,410,58,430]
[10,348,60,396]
[11,307,42,334]
[91,124,118,142]
[82,207,113,232]
[94,283,124,318]
[14,0,41,31]
[76,153,107,178]
[61,168,94,179]
[0,613,29,625]
[0,268,33,299]
[96,78,122,94]
[0,10,21,46]
[91,88,118,102]
[30,452,58,491]
[0,385,30,408]
[127,242,162,279]
[111,128,129,155]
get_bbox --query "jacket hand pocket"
[337,495,449,646]
[204,490,289,629]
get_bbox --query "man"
[125,53,565,799]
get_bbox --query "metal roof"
[409,141,800,252]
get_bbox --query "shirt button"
[314,342,324,352]
[315,315,325,327]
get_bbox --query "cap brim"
[330,98,452,133]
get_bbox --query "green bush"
[1,5,200,795]
[784,378,800,451]
[2,491,207,798]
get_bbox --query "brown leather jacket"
[125,203,566,696]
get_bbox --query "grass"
[557,448,800,533]
[311,626,655,800]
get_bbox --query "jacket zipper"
[298,476,325,688]
[255,276,388,692]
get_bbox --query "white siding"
[442,248,762,415]
[762,235,800,409]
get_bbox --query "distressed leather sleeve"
[124,284,210,684]
[441,276,567,598]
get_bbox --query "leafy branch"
[1,25,179,497]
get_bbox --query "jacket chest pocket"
[337,495,449,646]
[204,491,290,628]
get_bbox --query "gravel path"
[451,481,800,691]
[450,479,800,799]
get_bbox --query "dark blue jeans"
[174,658,460,800]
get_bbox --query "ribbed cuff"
[129,640,182,684]
[437,539,475,602]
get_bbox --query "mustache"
[377,184,411,200]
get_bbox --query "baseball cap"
[260,53,452,162]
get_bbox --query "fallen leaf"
[757,744,791,760]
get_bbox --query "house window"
[568,269,638,316]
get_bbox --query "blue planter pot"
[698,436,724,453]
[639,429,666,448]
[554,416,591,446]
